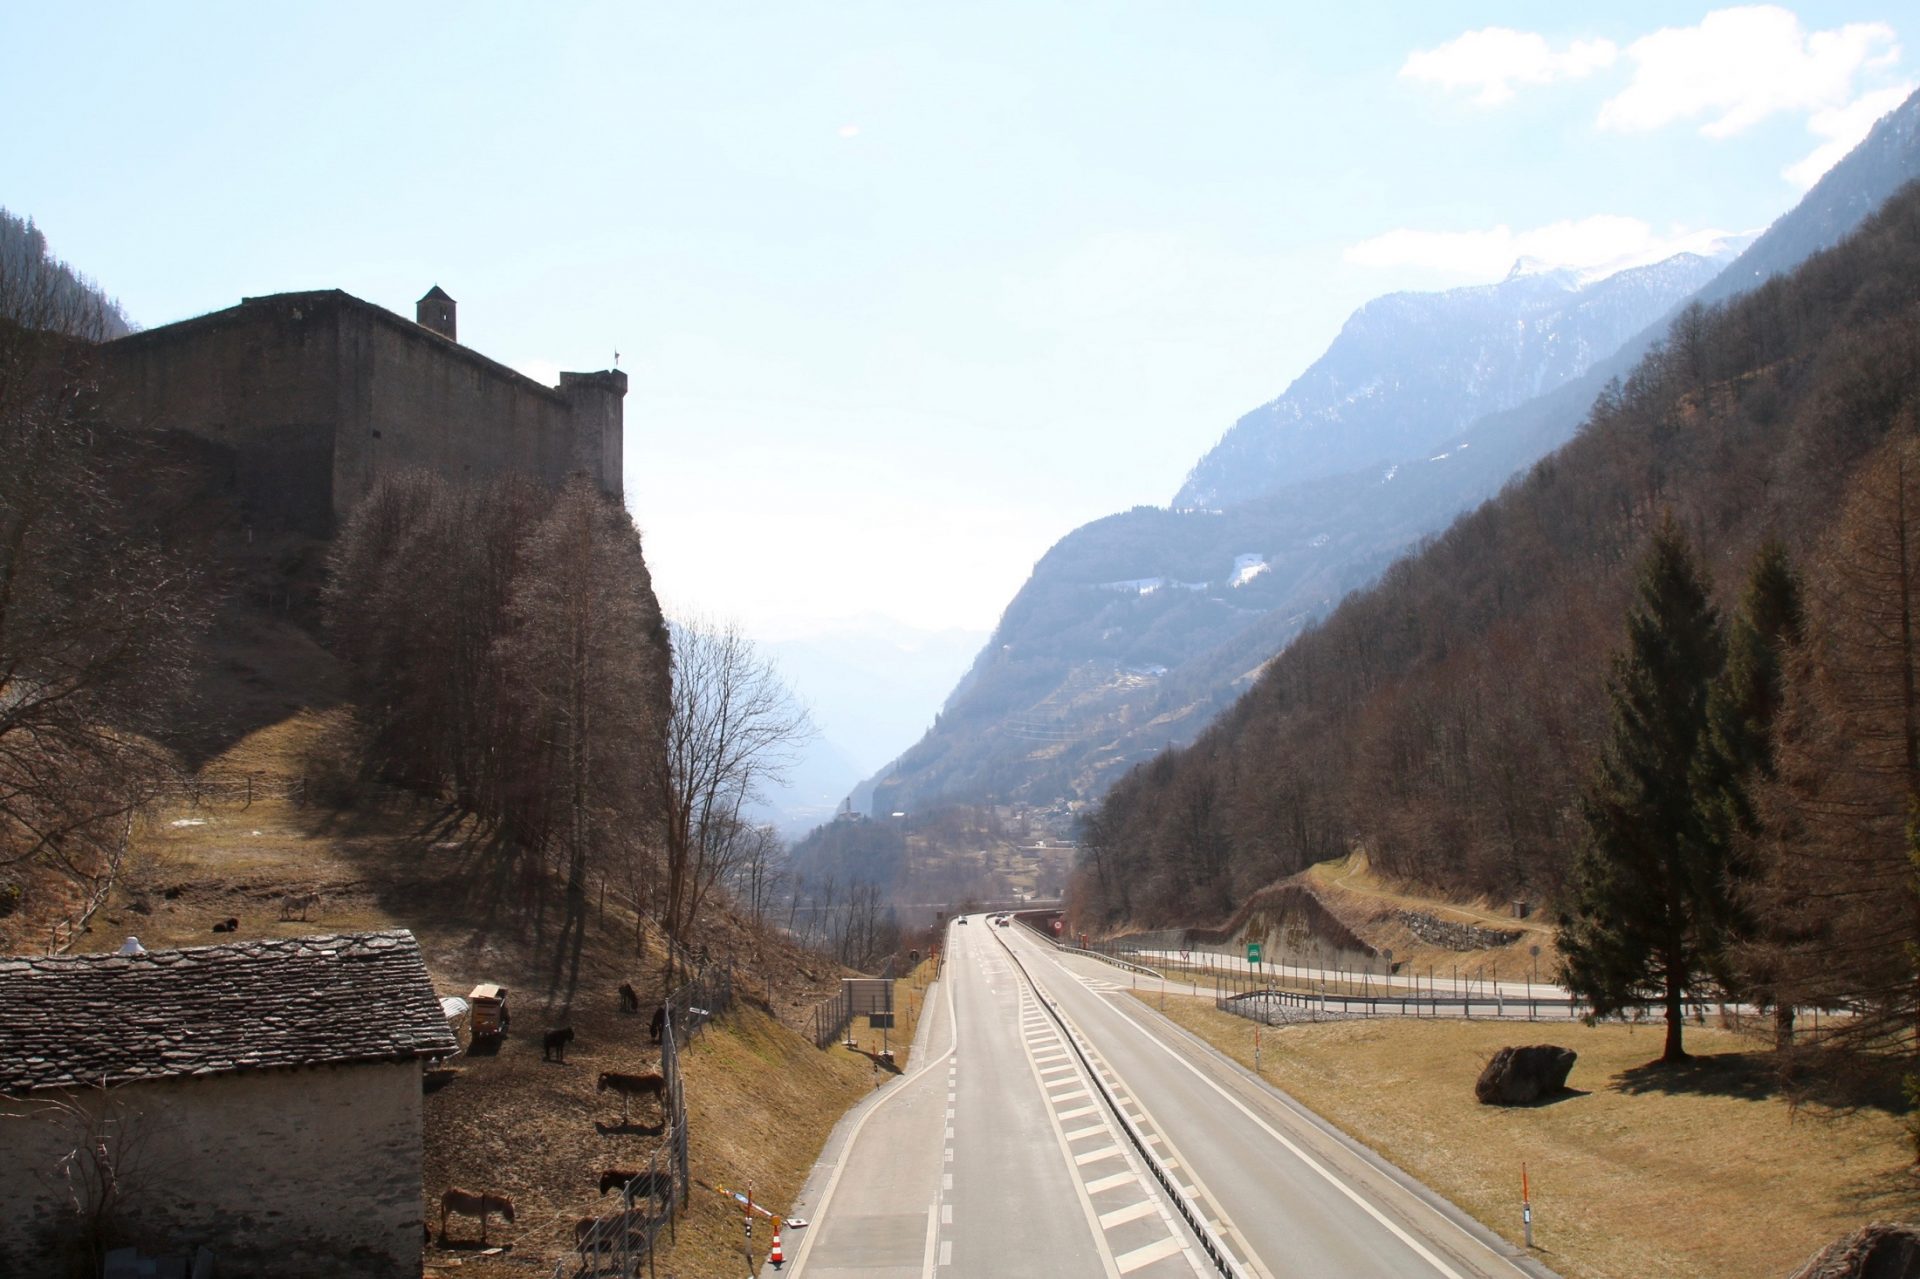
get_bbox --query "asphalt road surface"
[783,918,1553,1279]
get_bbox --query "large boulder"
[1474,1045,1577,1105]
[1788,1222,1920,1279]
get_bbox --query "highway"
[784,918,1552,1279]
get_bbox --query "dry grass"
[39,709,923,1278]
[1140,993,1917,1279]
[1298,852,1561,978]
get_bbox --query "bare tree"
[0,213,198,935]
[658,619,811,967]
[5,1079,172,1276]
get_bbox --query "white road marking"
[1099,1199,1159,1230]
[942,1203,953,1225]
[1085,1171,1137,1194]
[920,1201,939,1279]
[1064,1124,1108,1141]
[1115,1237,1185,1273]
[939,1240,952,1266]
[1093,995,1474,1279]
[1058,1104,1099,1120]
[1075,1145,1125,1166]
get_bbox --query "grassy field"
[1140,993,1916,1279]
[35,709,927,1278]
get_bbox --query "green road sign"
[1246,942,1262,964]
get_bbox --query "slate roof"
[0,929,457,1094]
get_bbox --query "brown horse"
[439,1187,515,1245]
[597,1070,665,1122]
[598,1168,672,1202]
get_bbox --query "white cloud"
[1402,27,1617,105]
[1783,80,1918,187]
[1346,215,1746,281]
[1598,6,1900,137]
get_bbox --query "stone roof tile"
[0,929,456,1094]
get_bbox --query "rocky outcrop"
[1788,1222,1920,1279]
[1474,1045,1576,1105]
[1396,910,1521,951]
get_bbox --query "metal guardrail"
[992,926,1248,1279]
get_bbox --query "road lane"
[789,919,1212,1278]
[1002,926,1553,1279]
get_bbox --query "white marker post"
[1521,1163,1533,1249]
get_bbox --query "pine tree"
[1694,540,1803,1045]
[1559,517,1725,1064]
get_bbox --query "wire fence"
[550,959,733,1279]
[150,771,308,807]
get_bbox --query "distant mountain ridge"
[1172,251,1732,511]
[864,87,1920,821]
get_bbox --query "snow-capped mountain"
[1171,250,1733,511]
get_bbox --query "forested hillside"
[867,90,1920,825]
[1078,180,1920,929]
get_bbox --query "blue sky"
[5,3,1911,655]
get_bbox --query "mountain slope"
[1171,253,1728,511]
[865,88,1920,822]
[1079,176,1920,925]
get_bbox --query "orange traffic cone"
[770,1223,785,1270]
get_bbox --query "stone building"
[93,286,625,535]
[0,930,456,1277]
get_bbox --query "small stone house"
[0,930,456,1277]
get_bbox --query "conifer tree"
[1559,517,1725,1064]
[1695,540,1803,1044]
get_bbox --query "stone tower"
[559,369,627,498]
[416,285,456,341]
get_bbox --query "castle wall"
[95,296,341,535]
[97,291,624,535]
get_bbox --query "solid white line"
[1089,992,1472,1279]
[920,1201,939,1279]
[1085,1171,1137,1194]
[1116,1237,1185,1273]
[788,973,957,1279]
[1099,1199,1159,1230]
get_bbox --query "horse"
[597,1070,666,1122]
[439,1187,515,1245]
[211,917,239,934]
[618,982,639,1013]
[280,891,319,921]
[542,1027,575,1062]
[598,1168,672,1203]
[575,1209,650,1250]
[648,1005,666,1043]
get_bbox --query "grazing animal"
[575,1210,650,1250]
[542,1026,575,1062]
[280,891,319,921]
[597,1070,666,1122]
[618,982,639,1013]
[212,920,229,933]
[598,1168,672,1202]
[649,1004,666,1044]
[439,1187,515,1245]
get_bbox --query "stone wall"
[96,290,624,536]
[0,1060,425,1278]
[1394,909,1522,951]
